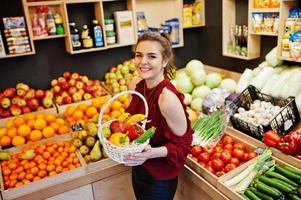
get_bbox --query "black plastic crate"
[229,85,300,139]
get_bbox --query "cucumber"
[290,194,301,200]
[255,180,283,198]
[249,187,273,200]
[244,189,261,200]
[259,176,294,194]
[265,171,299,187]
[297,188,301,197]
[269,178,297,190]
[135,127,156,143]
[283,166,301,176]
[275,165,301,183]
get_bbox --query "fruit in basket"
[90,140,102,162]
[102,127,111,138]
[110,121,127,133]
[109,132,130,147]
[135,127,156,143]
[125,114,146,126]
[127,124,144,141]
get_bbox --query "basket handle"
[97,90,149,142]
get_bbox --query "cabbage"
[183,93,192,105]
[220,78,237,93]
[190,69,206,86]
[192,85,211,99]
[185,60,204,75]
[191,98,203,112]
[176,72,194,93]
[265,47,283,67]
[205,73,222,88]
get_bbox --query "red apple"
[86,80,94,86]
[51,79,58,87]
[71,73,79,80]
[68,79,76,86]
[78,89,85,96]
[75,81,84,90]
[63,96,72,104]
[27,98,39,110]
[10,105,22,116]
[17,99,26,107]
[72,92,82,102]
[59,81,70,91]
[17,89,26,97]
[0,109,11,118]
[16,83,29,92]
[60,91,68,98]
[63,71,71,79]
[81,76,89,83]
[35,90,45,99]
[110,67,117,73]
[94,80,101,85]
[68,87,77,96]
[58,77,66,83]
[55,96,63,105]
[53,85,61,94]
[0,93,3,99]
[110,120,127,133]
[22,106,31,114]
[84,86,94,93]
[92,90,103,97]
[3,87,16,98]
[24,89,35,100]
[45,90,54,99]
[83,93,92,100]
[1,97,11,109]
[11,96,21,104]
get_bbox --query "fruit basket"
[98,90,149,164]
[229,85,300,139]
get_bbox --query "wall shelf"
[222,52,259,60]
[26,1,64,6]
[183,24,205,29]
[33,34,67,40]
[250,8,280,13]
[0,51,36,59]
[249,32,278,36]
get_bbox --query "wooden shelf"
[250,8,280,13]
[33,34,66,40]
[26,0,64,6]
[222,52,259,60]
[66,0,101,4]
[0,51,35,59]
[106,43,134,49]
[183,24,205,29]
[249,32,278,36]
[70,47,107,54]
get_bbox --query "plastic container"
[106,31,116,45]
[229,85,300,139]
[104,18,114,32]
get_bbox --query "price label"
[71,123,83,132]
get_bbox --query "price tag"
[71,123,83,132]
[255,147,265,155]
[284,119,293,131]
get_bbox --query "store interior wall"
[0,0,277,90]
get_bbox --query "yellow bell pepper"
[109,132,130,147]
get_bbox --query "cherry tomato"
[207,160,213,167]
[223,163,236,173]
[230,157,240,167]
[191,146,202,157]
[205,166,215,174]
[222,135,234,145]
[220,150,232,164]
[232,148,245,159]
[211,158,225,171]
[233,143,246,151]
[248,152,258,161]
[214,146,223,153]
[212,152,221,159]
[223,143,233,152]
[203,146,214,156]
[197,152,210,163]
[215,171,225,177]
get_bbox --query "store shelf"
[70,46,107,54]
[250,8,280,13]
[279,56,301,62]
[106,43,135,49]
[26,0,64,6]
[249,32,278,36]
[0,51,35,59]
[222,52,258,60]
[66,0,101,4]
[183,24,205,29]
[33,34,67,40]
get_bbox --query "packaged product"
[4,28,27,37]
[114,11,135,45]
[3,17,26,29]
[8,44,31,54]
[253,0,269,8]
[6,36,29,46]
[183,4,193,28]
[136,12,148,33]
[263,13,274,32]
[192,0,204,25]
[0,31,6,57]
[165,18,180,45]
[270,0,280,8]
[252,13,263,32]
[284,18,296,38]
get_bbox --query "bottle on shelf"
[54,13,65,35]
[92,20,104,47]
[69,22,81,50]
[81,25,93,49]
[46,9,56,35]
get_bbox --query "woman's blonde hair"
[134,32,176,79]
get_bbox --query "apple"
[71,73,79,80]
[86,80,94,86]
[53,85,61,94]
[59,81,70,91]
[94,80,101,85]
[22,106,31,114]
[78,89,85,96]
[84,86,94,93]
[124,73,133,80]
[129,63,136,71]
[35,90,45,99]
[83,93,92,100]
[0,93,3,99]
[123,60,131,66]
[61,91,69,98]
[42,97,53,108]
[105,73,110,80]
[0,109,11,118]
[3,87,16,98]
[68,79,76,86]
[12,96,21,104]
[133,70,139,76]
[24,89,35,100]
[118,79,126,85]
[112,87,120,94]
[63,96,72,104]
[27,98,39,110]
[120,85,128,92]
[81,76,89,83]
[10,105,22,116]
[92,90,103,97]
[1,97,11,109]
[68,87,77,96]
[17,89,26,97]
[112,82,120,89]
[16,83,30,92]
[51,79,58,86]
[45,90,54,99]
[110,79,118,85]
[110,120,127,133]
[109,67,117,73]
[117,64,123,71]
[58,77,66,84]
[72,92,82,102]
[75,81,84,90]
[17,99,26,107]
[55,96,63,105]
[63,71,71,79]
[109,73,117,79]
[116,73,123,80]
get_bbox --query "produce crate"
[186,130,258,187]
[217,156,299,200]
[229,85,300,139]
[0,134,86,200]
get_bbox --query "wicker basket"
[97,90,149,164]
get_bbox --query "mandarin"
[34,119,47,130]
[0,135,12,147]
[44,114,56,124]
[12,136,25,146]
[0,127,7,137]
[17,124,31,137]
[7,128,17,137]
[85,106,98,118]
[42,126,55,138]
[13,117,25,127]
[57,125,69,135]
[29,130,42,141]
[77,103,88,112]
[91,98,102,109]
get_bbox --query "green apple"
[102,127,111,138]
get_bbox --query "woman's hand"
[123,145,152,166]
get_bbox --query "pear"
[90,140,102,162]
[71,131,80,139]
[72,138,83,148]
[21,149,35,160]
[85,136,96,147]
[0,151,10,161]
[84,155,91,163]
[101,146,108,158]
[78,130,88,141]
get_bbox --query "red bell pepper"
[263,130,281,147]
[278,142,291,154]
[295,153,301,160]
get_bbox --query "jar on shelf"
[106,31,116,45]
[104,18,115,32]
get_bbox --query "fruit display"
[0,83,55,119]
[104,59,140,94]
[189,134,258,177]
[0,141,81,189]
[0,113,70,148]
[50,71,107,105]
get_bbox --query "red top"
[126,78,193,180]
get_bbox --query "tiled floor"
[46,184,94,200]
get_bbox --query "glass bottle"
[69,22,81,50]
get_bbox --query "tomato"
[232,148,245,159]
[215,171,225,177]
[205,166,215,174]
[214,146,223,153]
[242,153,249,162]
[233,143,246,151]
[220,150,232,164]
[222,135,234,145]
[212,152,221,159]
[207,160,213,167]
[191,146,202,157]
[223,143,233,152]
[248,152,258,161]
[223,163,236,173]
[211,158,224,171]
[197,152,210,163]
[203,146,214,156]
[230,157,240,167]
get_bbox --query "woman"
[123,32,193,200]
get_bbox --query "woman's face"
[134,40,166,81]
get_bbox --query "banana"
[125,114,146,126]
[117,112,131,122]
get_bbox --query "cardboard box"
[114,11,135,45]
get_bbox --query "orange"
[0,127,7,137]
[99,96,110,104]
[15,182,24,187]
[42,126,55,138]
[36,114,44,119]
[123,98,129,108]
[16,166,24,173]
[72,110,84,120]
[44,114,56,124]
[23,179,31,185]
[42,151,51,160]
[38,163,47,170]
[0,135,11,147]
[13,117,25,127]
[27,119,35,128]
[23,113,35,120]
[57,125,69,135]
[110,110,121,119]
[73,157,79,165]
[29,130,42,141]
[110,100,122,110]
[38,170,47,178]
[4,119,14,128]
[7,128,17,137]
[55,118,65,126]
[64,105,76,117]
[34,119,47,130]
[17,125,31,137]
[92,98,102,109]
[25,173,34,181]
[118,94,129,103]
[33,176,41,182]
[85,106,98,118]
[12,136,25,146]
[68,146,76,153]
[3,168,11,176]
[119,107,125,114]
[49,171,57,176]
[30,167,39,175]
[104,107,111,115]
[8,162,17,170]
[56,165,63,173]
[18,171,26,180]
[77,103,88,112]
[9,179,17,188]
[49,122,60,131]
[46,146,55,154]
[46,164,55,172]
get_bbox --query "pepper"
[298,135,301,153]
[278,142,291,154]
[288,139,299,155]
[283,130,301,142]
[263,130,281,147]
